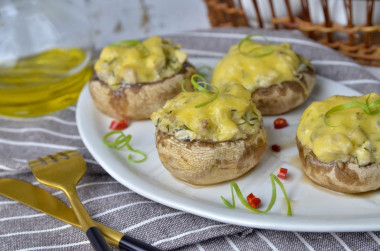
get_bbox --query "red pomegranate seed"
[274,118,288,129]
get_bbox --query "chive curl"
[180,79,188,92]
[110,40,140,48]
[110,39,150,57]
[324,94,380,127]
[103,130,147,163]
[221,174,292,216]
[238,34,274,58]
[189,74,219,108]
[196,65,213,79]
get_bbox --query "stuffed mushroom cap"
[151,83,267,185]
[211,40,315,115]
[90,36,196,120]
[296,93,380,193]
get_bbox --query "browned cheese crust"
[296,137,380,193]
[89,62,196,120]
[252,67,316,115]
[155,123,267,186]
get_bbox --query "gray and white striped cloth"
[1,28,380,250]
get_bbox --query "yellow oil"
[0,48,92,117]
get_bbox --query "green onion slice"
[238,34,274,58]
[103,130,147,163]
[366,93,371,107]
[324,94,380,127]
[221,182,267,214]
[196,65,213,79]
[110,39,150,57]
[102,130,125,148]
[368,100,380,114]
[124,134,148,163]
[355,156,361,168]
[245,112,259,126]
[190,74,219,108]
[271,174,292,216]
[110,40,141,48]
[221,174,292,216]
[180,79,188,92]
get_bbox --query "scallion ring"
[190,74,220,108]
[103,130,147,163]
[368,100,380,113]
[245,112,259,126]
[191,74,211,93]
[110,40,140,48]
[103,130,125,147]
[123,134,148,163]
[324,94,380,127]
[196,65,213,79]
[221,182,266,214]
[114,134,129,150]
[180,79,188,92]
[110,39,150,57]
[238,34,274,58]
[220,174,292,216]
[271,174,292,216]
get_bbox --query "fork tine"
[40,156,58,165]
[63,150,81,159]
[28,159,43,169]
[63,151,86,165]
[64,150,76,154]
[51,153,68,161]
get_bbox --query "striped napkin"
[1,28,380,250]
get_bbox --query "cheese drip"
[297,93,380,166]
[150,83,262,142]
[211,42,310,92]
[94,36,187,87]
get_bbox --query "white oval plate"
[76,58,380,232]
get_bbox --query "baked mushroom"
[296,93,380,193]
[151,81,267,185]
[89,36,196,120]
[211,35,315,115]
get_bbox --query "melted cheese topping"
[94,36,186,87]
[211,42,309,92]
[150,83,263,142]
[297,93,380,165]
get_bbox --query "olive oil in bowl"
[0,48,92,117]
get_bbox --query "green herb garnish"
[355,156,360,168]
[188,74,220,108]
[324,94,380,127]
[110,40,141,48]
[221,174,292,216]
[103,130,147,163]
[196,65,213,79]
[110,39,150,57]
[245,112,258,125]
[180,79,188,92]
[364,147,376,162]
[238,34,274,58]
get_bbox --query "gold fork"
[28,150,109,251]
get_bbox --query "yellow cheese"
[150,83,262,142]
[211,42,308,92]
[94,36,186,87]
[297,93,380,165]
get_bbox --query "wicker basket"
[204,0,380,66]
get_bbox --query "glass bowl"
[0,0,93,117]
